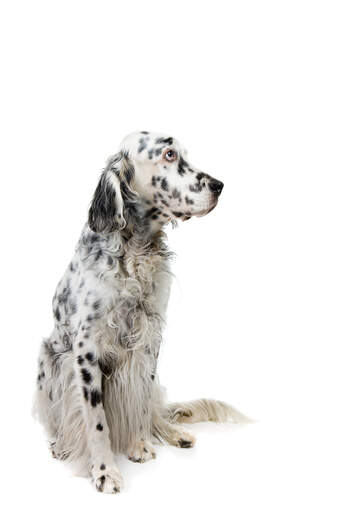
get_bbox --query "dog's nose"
[208,179,224,195]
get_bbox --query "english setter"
[34,131,245,493]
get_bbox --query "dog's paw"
[172,429,196,449]
[49,441,58,458]
[49,441,69,460]
[169,406,193,424]
[91,466,123,494]
[127,440,156,463]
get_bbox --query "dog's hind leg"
[165,399,251,425]
[33,335,67,445]
[152,414,196,449]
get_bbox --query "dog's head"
[88,131,224,233]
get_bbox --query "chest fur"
[99,249,171,358]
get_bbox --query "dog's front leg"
[125,346,159,464]
[75,333,123,493]
[125,368,157,463]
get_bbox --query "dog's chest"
[123,250,171,311]
[116,255,170,324]
[99,249,171,356]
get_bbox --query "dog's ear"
[88,152,136,233]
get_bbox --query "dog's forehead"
[119,131,185,158]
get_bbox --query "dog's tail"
[165,399,252,425]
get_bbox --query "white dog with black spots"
[34,131,247,493]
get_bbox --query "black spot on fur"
[148,149,154,159]
[146,207,159,218]
[54,307,61,321]
[81,368,92,384]
[161,178,169,191]
[141,131,149,134]
[172,211,183,218]
[90,389,102,407]
[185,196,194,205]
[95,249,102,261]
[83,387,89,401]
[85,352,95,363]
[178,156,187,176]
[69,300,77,315]
[57,285,71,305]
[100,464,106,470]
[156,137,173,145]
[77,355,84,365]
[90,233,100,243]
[138,137,147,153]
[78,342,84,348]
[93,299,101,310]
[96,423,103,431]
[107,255,113,265]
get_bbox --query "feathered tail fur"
[165,399,251,425]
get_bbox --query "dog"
[34,131,245,493]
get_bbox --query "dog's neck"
[121,197,170,247]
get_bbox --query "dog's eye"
[164,150,177,162]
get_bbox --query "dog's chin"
[194,200,219,218]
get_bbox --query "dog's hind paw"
[49,441,69,461]
[171,429,196,449]
[127,439,156,463]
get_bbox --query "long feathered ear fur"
[88,152,136,234]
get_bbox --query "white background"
[1,1,340,510]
